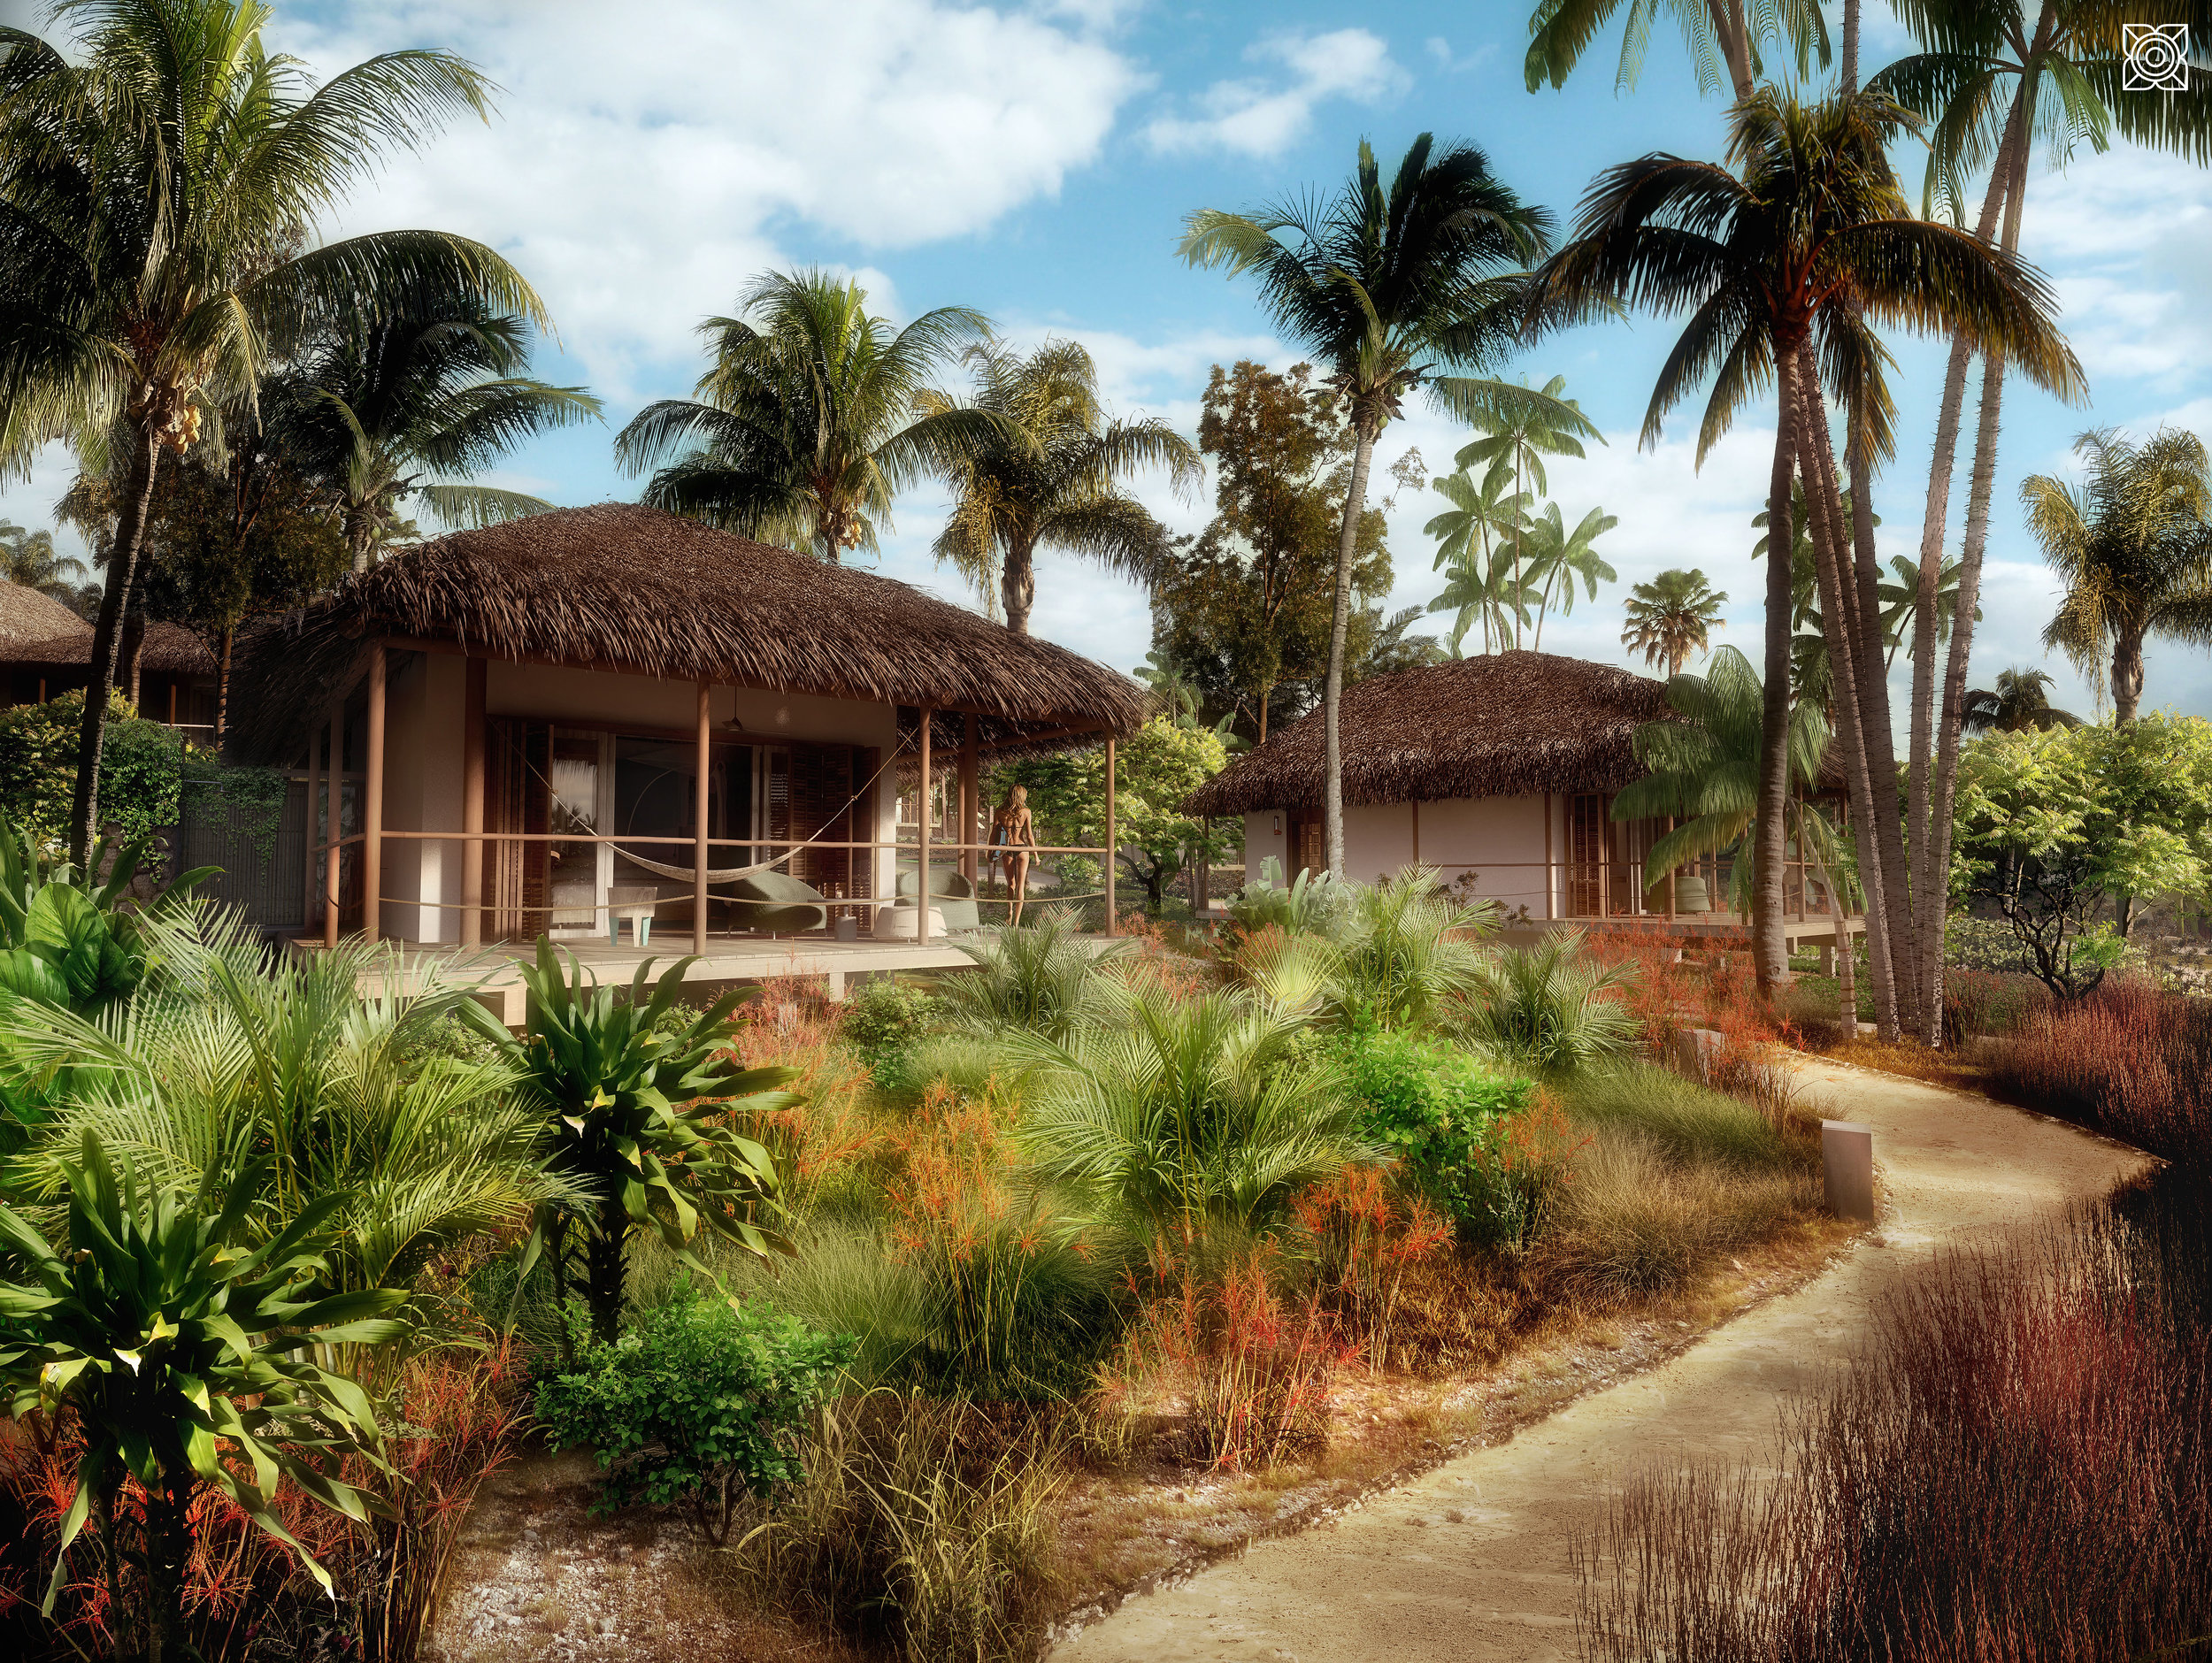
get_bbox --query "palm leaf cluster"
[1620,567,1726,679]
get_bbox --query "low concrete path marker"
[1052,1060,2150,1663]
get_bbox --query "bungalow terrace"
[236,502,1147,1012]
[1186,650,1860,956]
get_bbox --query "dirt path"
[1051,1061,2151,1663]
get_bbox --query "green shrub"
[0,689,185,848]
[1331,867,1497,1027]
[535,1289,854,1544]
[1462,930,1639,1073]
[1225,854,1354,937]
[841,977,941,1084]
[1331,1022,1548,1248]
[937,908,1130,1046]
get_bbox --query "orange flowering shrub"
[1292,1163,1451,1372]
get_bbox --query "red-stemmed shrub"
[1988,976,2212,1168]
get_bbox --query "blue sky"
[5,0,2209,723]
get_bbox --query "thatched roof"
[0,584,215,676]
[1186,652,1672,815]
[234,503,1148,760]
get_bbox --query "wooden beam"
[324,710,341,949]
[917,708,932,946]
[462,655,486,946]
[959,713,979,886]
[695,680,712,955]
[364,644,386,943]
[1103,736,1117,937]
[303,716,321,939]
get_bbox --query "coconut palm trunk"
[1754,349,1801,993]
[1002,533,1040,635]
[1325,415,1379,876]
[66,428,163,864]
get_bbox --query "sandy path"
[1052,1061,2150,1663]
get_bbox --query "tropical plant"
[1018,983,1381,1238]
[0,1134,406,1659]
[1875,552,1966,670]
[536,1288,853,1546]
[1180,134,1595,877]
[1523,0,1829,100]
[1876,0,2212,1044]
[1225,854,1354,937]
[614,268,1005,563]
[1425,463,1532,655]
[0,519,87,599]
[1463,930,1639,1072]
[2024,427,2212,725]
[0,0,549,866]
[282,298,603,571]
[1332,866,1497,1028]
[921,337,1198,632]
[1621,568,1726,678]
[0,808,211,1021]
[0,916,568,1335]
[1532,86,2079,998]
[1452,376,1601,649]
[1611,645,1838,921]
[465,945,796,1347]
[936,908,1133,1046]
[1963,666,2082,734]
[1520,499,1618,649]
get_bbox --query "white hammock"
[611,844,798,886]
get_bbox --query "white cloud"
[274,1,1143,402]
[1144,28,1405,157]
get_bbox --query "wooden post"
[1666,816,1678,921]
[959,713,979,886]
[167,683,177,726]
[323,711,341,949]
[695,680,712,955]
[302,717,321,939]
[363,644,386,944]
[1103,735,1117,937]
[1542,792,1555,922]
[461,655,486,946]
[917,709,932,946]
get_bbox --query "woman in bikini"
[991,786,1037,924]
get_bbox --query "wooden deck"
[286,931,1005,1023]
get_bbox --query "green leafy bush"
[1225,854,1353,937]
[1331,1022,1548,1248]
[535,1289,854,1545]
[0,689,184,848]
[1462,930,1638,1073]
[841,977,941,1084]
[0,809,211,1019]
[937,908,1129,1046]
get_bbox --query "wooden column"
[1665,815,1678,922]
[303,719,321,939]
[1103,735,1117,937]
[323,710,341,949]
[959,714,979,886]
[1542,792,1555,922]
[695,680,712,955]
[461,655,487,946]
[363,644,387,944]
[917,709,933,946]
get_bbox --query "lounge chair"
[723,870,830,934]
[890,864,979,931]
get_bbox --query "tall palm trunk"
[1753,350,1800,994]
[67,428,163,866]
[1002,534,1039,635]
[1794,365,1900,1036]
[347,504,376,575]
[1324,417,1379,877]
[2112,632,2147,724]
[215,625,235,748]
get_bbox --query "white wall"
[379,652,466,943]
[1242,809,1286,885]
[1236,793,1559,922]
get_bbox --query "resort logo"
[2124,23,2192,92]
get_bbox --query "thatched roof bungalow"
[1192,651,1847,943]
[240,502,1146,957]
[0,582,218,732]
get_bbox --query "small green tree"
[1950,717,2212,999]
[0,692,186,849]
[0,1136,406,1662]
[467,946,799,1348]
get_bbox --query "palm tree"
[1876,0,2212,1041]
[1621,567,1725,678]
[1453,376,1601,648]
[1962,666,2081,734]
[1532,87,2079,997]
[0,0,546,865]
[920,339,1200,634]
[1522,501,1618,649]
[284,301,603,573]
[1179,134,1596,877]
[2025,428,2212,724]
[1425,462,1530,653]
[0,520,87,600]
[615,269,1008,564]
[1428,541,1532,658]
[1876,552,1970,671]
[1524,0,1829,101]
